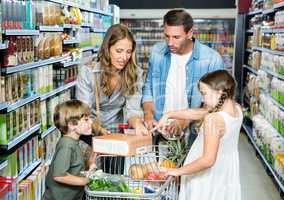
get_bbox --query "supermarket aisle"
[239,133,282,200]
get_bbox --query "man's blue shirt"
[142,39,224,120]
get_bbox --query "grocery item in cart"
[92,133,152,156]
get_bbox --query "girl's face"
[75,116,93,136]
[109,38,133,71]
[199,82,222,109]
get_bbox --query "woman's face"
[109,38,133,71]
[199,82,222,109]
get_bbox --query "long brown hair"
[198,70,236,113]
[97,24,138,97]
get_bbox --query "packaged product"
[93,134,152,156]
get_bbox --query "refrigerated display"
[121,18,235,75]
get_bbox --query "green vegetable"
[88,177,132,193]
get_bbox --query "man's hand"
[144,113,157,130]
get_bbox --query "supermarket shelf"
[262,8,275,15]
[46,155,55,166]
[46,0,112,16]
[268,93,284,112]
[0,43,7,50]
[252,46,284,56]
[91,28,107,33]
[243,65,258,75]
[130,27,163,31]
[40,81,77,101]
[136,39,164,42]
[61,60,81,67]
[63,24,81,29]
[0,103,7,111]
[16,159,41,183]
[39,25,64,32]
[246,29,254,33]
[81,46,99,52]
[1,56,66,74]
[273,1,284,9]
[246,48,253,53]
[0,123,40,151]
[261,28,284,33]
[6,94,40,113]
[63,39,80,45]
[81,23,92,27]
[0,160,8,171]
[41,126,57,139]
[242,122,284,193]
[248,9,263,16]
[263,67,284,81]
[4,29,40,36]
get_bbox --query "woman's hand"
[92,122,110,136]
[135,122,150,136]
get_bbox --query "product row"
[0,0,110,30]
[40,90,71,132]
[0,65,77,104]
[0,100,40,145]
[252,114,284,182]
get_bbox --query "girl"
[157,70,242,200]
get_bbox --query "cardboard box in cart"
[92,134,152,156]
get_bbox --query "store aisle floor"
[239,133,282,200]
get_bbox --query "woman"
[76,24,148,141]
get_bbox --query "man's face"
[164,24,193,54]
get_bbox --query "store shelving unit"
[41,126,57,139]
[16,159,41,183]
[40,81,77,101]
[121,18,235,76]
[0,0,116,197]
[242,121,284,192]
[235,0,284,196]
[0,123,41,151]
[1,56,66,74]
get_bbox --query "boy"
[44,100,93,200]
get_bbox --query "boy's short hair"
[53,99,91,134]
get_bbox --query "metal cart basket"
[85,145,184,200]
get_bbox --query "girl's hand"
[156,113,170,131]
[165,168,181,177]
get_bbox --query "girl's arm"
[166,113,225,176]
[157,108,209,128]
[54,174,89,186]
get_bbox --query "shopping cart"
[85,145,185,200]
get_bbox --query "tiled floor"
[239,133,283,200]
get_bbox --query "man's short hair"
[163,9,193,33]
[53,99,91,134]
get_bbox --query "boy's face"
[74,116,93,136]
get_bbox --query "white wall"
[120,9,237,19]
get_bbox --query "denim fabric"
[142,38,224,120]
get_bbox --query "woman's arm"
[166,113,225,176]
[125,67,148,135]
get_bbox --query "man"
[142,9,224,143]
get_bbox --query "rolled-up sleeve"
[76,65,94,107]
[124,67,144,120]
